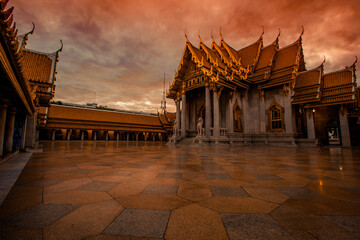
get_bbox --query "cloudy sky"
[11,0,360,113]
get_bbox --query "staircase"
[177,137,196,145]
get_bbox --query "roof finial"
[18,22,35,53]
[198,29,202,43]
[56,39,63,53]
[220,27,223,41]
[277,28,281,38]
[353,56,358,65]
[323,55,326,64]
[211,29,215,43]
[261,25,264,37]
[300,25,304,38]
[29,22,35,34]
[185,28,189,43]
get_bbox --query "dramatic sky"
[11,0,360,113]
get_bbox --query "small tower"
[160,73,167,114]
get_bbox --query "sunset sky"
[11,0,360,113]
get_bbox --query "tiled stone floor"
[0,141,360,239]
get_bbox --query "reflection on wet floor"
[1,141,360,239]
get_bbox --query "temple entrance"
[295,105,307,138]
[326,120,341,146]
[233,102,242,132]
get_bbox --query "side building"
[0,0,62,159]
[38,102,175,142]
[167,29,360,146]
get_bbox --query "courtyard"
[0,141,360,239]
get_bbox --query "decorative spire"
[56,39,63,53]
[184,28,189,43]
[353,56,358,65]
[220,27,223,41]
[322,55,326,64]
[298,25,304,40]
[198,29,202,43]
[0,0,9,11]
[18,22,35,53]
[259,25,264,40]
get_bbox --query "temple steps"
[177,137,196,145]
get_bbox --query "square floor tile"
[104,209,170,238]
[157,173,183,179]
[276,187,322,198]
[206,174,231,180]
[202,166,223,170]
[141,184,178,195]
[77,181,118,191]
[254,174,283,180]
[210,186,249,197]
[166,166,185,170]
[221,213,293,240]
[325,215,360,238]
[2,203,78,228]
[127,164,149,169]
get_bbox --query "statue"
[197,117,204,136]
[173,120,178,136]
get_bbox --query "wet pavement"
[0,141,360,239]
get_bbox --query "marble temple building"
[167,28,360,146]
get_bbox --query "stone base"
[167,135,183,145]
[194,135,209,144]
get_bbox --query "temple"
[0,0,64,158]
[0,0,175,161]
[167,28,360,146]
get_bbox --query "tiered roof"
[167,28,304,99]
[45,104,172,133]
[292,58,357,107]
[0,0,35,114]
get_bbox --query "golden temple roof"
[22,50,53,83]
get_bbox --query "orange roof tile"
[22,50,53,83]
[48,105,163,127]
[237,41,261,67]
[323,69,353,89]
[272,43,299,71]
[255,44,277,70]
[295,69,321,89]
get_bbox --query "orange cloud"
[11,0,360,113]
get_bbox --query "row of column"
[0,105,37,158]
[50,129,165,142]
[176,85,220,139]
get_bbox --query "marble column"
[105,132,109,141]
[153,133,156,141]
[25,112,36,148]
[116,132,120,141]
[52,129,56,141]
[67,130,71,141]
[227,98,233,133]
[4,108,16,152]
[81,131,85,141]
[176,100,180,136]
[94,131,97,141]
[0,105,7,157]
[126,132,129,141]
[205,86,212,137]
[213,90,220,139]
[259,92,266,133]
[181,94,186,137]
[20,115,28,150]
[339,107,351,147]
[306,109,316,140]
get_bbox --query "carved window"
[266,100,284,132]
[233,102,242,132]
